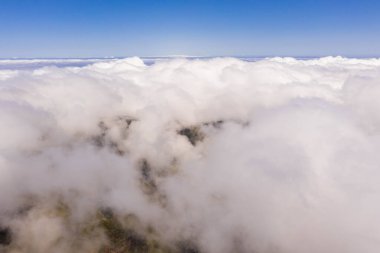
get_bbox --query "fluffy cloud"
[1,57,380,252]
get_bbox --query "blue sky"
[1,0,380,58]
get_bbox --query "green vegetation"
[1,200,201,253]
[139,159,168,208]
[178,126,205,146]
[0,227,11,246]
[97,208,173,253]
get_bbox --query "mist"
[1,56,380,253]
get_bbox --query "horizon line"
[1,55,380,60]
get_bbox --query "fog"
[1,56,380,252]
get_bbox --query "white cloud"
[1,57,380,252]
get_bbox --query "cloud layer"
[1,56,380,252]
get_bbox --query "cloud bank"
[1,56,380,252]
